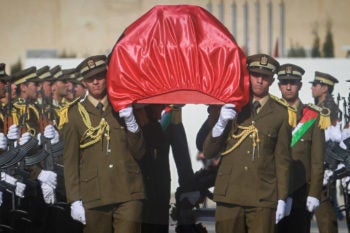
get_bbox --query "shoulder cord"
[77,103,110,149]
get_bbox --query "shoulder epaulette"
[55,97,81,129]
[269,94,297,127]
[305,103,331,129]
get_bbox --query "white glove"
[212,103,236,137]
[1,172,17,186]
[15,181,26,198]
[0,133,7,150]
[340,140,347,150]
[285,197,293,216]
[179,191,200,206]
[71,200,86,225]
[323,169,333,186]
[19,132,32,145]
[36,133,42,146]
[341,176,350,193]
[306,196,320,212]
[38,170,57,188]
[341,128,350,141]
[325,124,342,142]
[41,183,56,204]
[44,125,56,139]
[7,124,19,140]
[275,200,286,224]
[0,191,2,207]
[50,129,59,144]
[119,106,139,133]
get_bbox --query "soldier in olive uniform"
[276,64,325,233]
[203,54,292,233]
[63,55,145,233]
[311,72,340,233]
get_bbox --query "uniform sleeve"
[125,129,145,161]
[309,123,325,199]
[63,109,81,203]
[275,111,292,200]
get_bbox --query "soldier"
[203,54,292,233]
[63,55,145,233]
[276,64,325,233]
[310,71,340,233]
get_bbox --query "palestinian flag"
[160,105,173,130]
[291,107,318,147]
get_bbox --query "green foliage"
[10,59,22,74]
[287,43,306,57]
[311,31,321,57]
[323,26,334,57]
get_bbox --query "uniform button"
[247,150,250,154]
[300,138,304,142]
[244,166,248,171]
[109,164,114,168]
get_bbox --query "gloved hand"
[285,197,293,216]
[38,170,57,188]
[41,183,56,204]
[341,176,350,193]
[19,132,32,145]
[7,124,19,140]
[212,103,236,137]
[275,200,286,224]
[15,181,26,198]
[325,124,342,142]
[0,133,7,150]
[1,172,17,186]
[341,127,350,142]
[71,200,86,225]
[36,133,42,146]
[323,169,333,186]
[179,191,200,206]
[119,106,139,133]
[44,125,60,144]
[306,196,320,212]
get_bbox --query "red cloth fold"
[107,5,250,111]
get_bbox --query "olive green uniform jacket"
[288,102,324,199]
[204,97,292,208]
[63,98,145,210]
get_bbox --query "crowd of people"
[0,52,349,233]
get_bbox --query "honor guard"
[203,54,292,233]
[276,64,327,233]
[63,55,145,233]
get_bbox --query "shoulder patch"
[305,103,331,129]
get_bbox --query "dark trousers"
[277,185,312,233]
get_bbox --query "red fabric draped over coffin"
[107,5,250,112]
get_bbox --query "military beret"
[12,66,38,85]
[76,55,107,80]
[50,65,64,82]
[310,71,338,86]
[277,63,305,80]
[0,63,11,82]
[246,54,279,77]
[36,66,54,82]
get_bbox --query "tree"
[311,30,321,57]
[10,59,22,74]
[287,43,306,58]
[322,21,334,57]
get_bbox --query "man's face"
[52,80,68,97]
[250,72,274,99]
[74,83,86,98]
[311,83,327,98]
[66,81,74,100]
[26,82,38,99]
[42,81,52,97]
[278,79,302,103]
[82,74,106,99]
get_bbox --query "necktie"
[252,101,261,119]
[96,102,104,114]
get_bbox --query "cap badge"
[286,66,292,74]
[87,60,96,69]
[260,56,268,66]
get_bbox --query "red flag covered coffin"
[107,5,250,111]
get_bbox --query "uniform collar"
[87,95,108,112]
